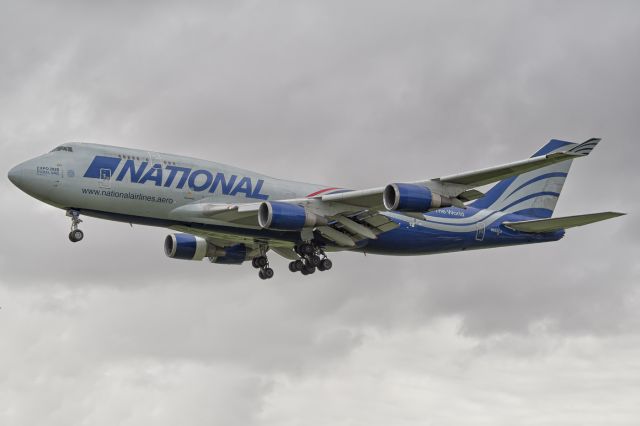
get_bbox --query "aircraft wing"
[169,197,399,248]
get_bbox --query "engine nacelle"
[164,233,225,261]
[383,183,454,212]
[165,234,256,264]
[164,233,210,260]
[258,201,327,230]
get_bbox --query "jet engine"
[164,233,211,260]
[258,201,327,230]
[165,234,256,264]
[383,183,455,212]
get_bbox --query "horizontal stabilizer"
[503,211,625,233]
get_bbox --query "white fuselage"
[9,142,328,228]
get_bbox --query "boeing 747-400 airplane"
[8,138,624,279]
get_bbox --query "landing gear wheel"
[262,267,274,279]
[252,258,260,269]
[68,229,84,243]
[294,241,333,276]
[310,255,321,267]
[66,209,84,243]
[254,246,274,280]
[319,258,332,271]
[259,267,274,280]
[298,243,315,256]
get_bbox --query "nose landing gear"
[67,210,84,243]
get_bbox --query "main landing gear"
[251,248,274,280]
[67,209,84,243]
[288,242,333,276]
[252,242,333,279]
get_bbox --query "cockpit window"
[51,146,73,153]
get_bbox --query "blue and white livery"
[8,138,625,279]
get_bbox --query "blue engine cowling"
[165,234,250,264]
[209,244,248,265]
[258,201,327,230]
[164,233,209,260]
[383,183,454,212]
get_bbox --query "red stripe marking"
[306,187,339,198]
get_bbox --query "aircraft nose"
[7,164,23,187]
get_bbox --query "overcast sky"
[1,1,639,425]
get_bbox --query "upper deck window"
[51,145,73,153]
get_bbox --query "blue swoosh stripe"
[500,191,560,212]
[470,176,517,208]
[503,172,568,201]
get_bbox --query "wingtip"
[601,211,627,219]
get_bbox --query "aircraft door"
[475,222,485,241]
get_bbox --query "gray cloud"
[1,0,640,425]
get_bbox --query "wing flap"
[503,211,625,233]
[321,211,400,245]
[353,211,400,233]
[317,226,357,247]
[335,215,378,239]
